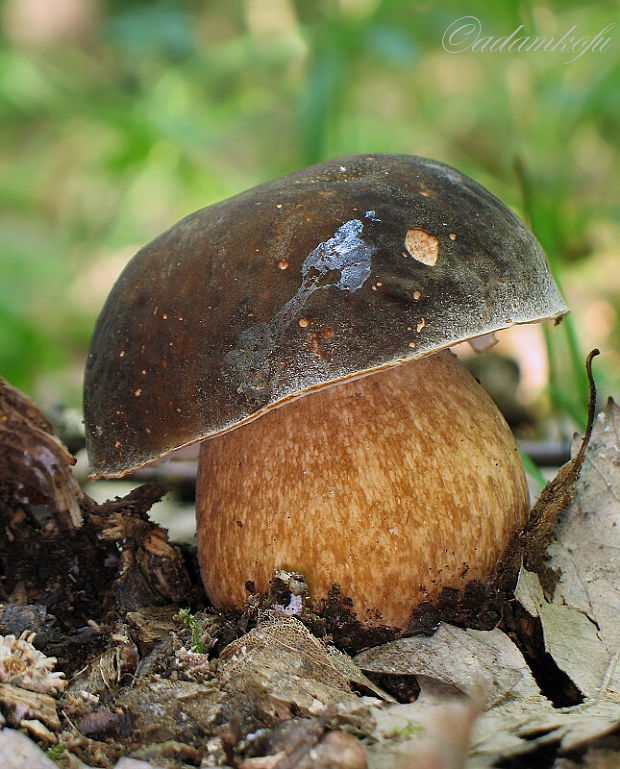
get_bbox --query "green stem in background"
[542,322,587,428]
[298,47,344,165]
[514,156,588,431]
[520,449,546,492]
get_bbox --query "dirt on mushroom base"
[1,376,619,769]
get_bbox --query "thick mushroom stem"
[196,349,529,631]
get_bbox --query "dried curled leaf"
[217,616,376,726]
[356,624,542,707]
[516,398,620,701]
[523,349,599,585]
[0,377,83,527]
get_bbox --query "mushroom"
[83,154,567,636]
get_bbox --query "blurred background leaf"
[1,0,618,440]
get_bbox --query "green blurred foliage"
[0,0,618,429]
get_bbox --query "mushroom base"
[196,350,529,633]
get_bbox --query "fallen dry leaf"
[516,398,620,702]
[217,616,381,726]
[356,624,542,707]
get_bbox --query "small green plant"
[46,743,66,761]
[176,608,205,653]
[389,721,424,738]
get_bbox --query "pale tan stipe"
[196,350,529,630]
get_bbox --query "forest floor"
[0,376,618,769]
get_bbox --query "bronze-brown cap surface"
[84,153,567,477]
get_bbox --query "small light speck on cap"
[277,258,289,270]
[412,289,423,300]
[298,317,311,328]
[405,229,439,266]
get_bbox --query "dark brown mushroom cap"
[84,153,567,478]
